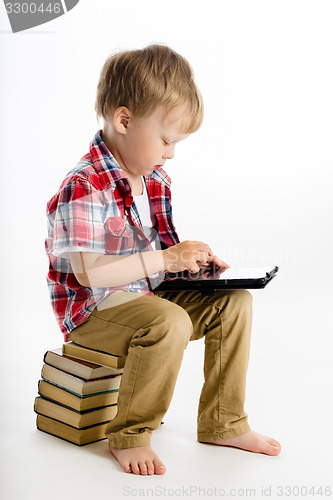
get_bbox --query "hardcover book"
[38,379,119,412]
[41,364,121,396]
[36,415,109,446]
[44,348,123,379]
[62,342,127,369]
[34,396,118,428]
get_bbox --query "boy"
[45,44,281,475]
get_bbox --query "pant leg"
[68,293,193,448]
[154,289,253,441]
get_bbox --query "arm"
[69,250,165,288]
[69,241,228,289]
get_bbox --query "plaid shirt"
[45,130,180,340]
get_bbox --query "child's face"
[118,106,190,178]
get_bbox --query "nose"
[163,144,175,160]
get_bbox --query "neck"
[102,126,143,194]
[101,126,142,186]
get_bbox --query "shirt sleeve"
[46,179,107,259]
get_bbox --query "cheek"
[141,139,162,159]
[128,127,162,162]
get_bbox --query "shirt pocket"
[105,216,129,237]
[104,216,136,254]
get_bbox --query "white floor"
[1,282,332,500]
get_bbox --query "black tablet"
[155,265,279,294]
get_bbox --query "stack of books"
[34,342,126,446]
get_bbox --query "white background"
[0,1,332,499]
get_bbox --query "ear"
[113,107,131,135]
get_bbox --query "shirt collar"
[89,130,171,189]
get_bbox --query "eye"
[162,139,170,146]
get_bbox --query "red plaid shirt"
[45,130,180,340]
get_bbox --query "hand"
[197,255,230,279]
[200,254,230,271]
[163,240,214,273]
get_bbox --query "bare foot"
[201,430,281,456]
[108,442,166,475]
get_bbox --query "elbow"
[74,272,91,288]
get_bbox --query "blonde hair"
[95,44,203,134]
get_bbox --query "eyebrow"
[163,134,188,143]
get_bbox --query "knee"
[232,289,253,304]
[229,289,253,310]
[153,300,193,345]
[213,288,253,312]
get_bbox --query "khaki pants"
[68,288,253,448]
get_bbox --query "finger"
[194,251,212,265]
[211,255,230,269]
[197,262,210,269]
[187,261,200,273]
[190,241,213,255]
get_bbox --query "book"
[38,380,119,412]
[44,348,123,379]
[34,396,118,428]
[36,414,109,446]
[41,364,121,396]
[62,342,127,369]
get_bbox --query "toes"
[131,462,141,475]
[262,440,281,456]
[108,444,166,475]
[269,444,281,455]
[153,458,166,475]
[138,461,148,475]
[267,438,281,448]
[262,435,282,452]
[123,463,132,474]
[146,460,155,475]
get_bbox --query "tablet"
[154,265,279,294]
